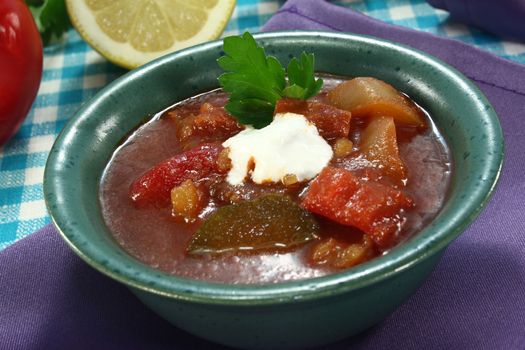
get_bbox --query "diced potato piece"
[311,235,375,269]
[216,148,232,173]
[333,235,375,268]
[170,180,205,222]
[282,174,299,186]
[188,194,319,254]
[333,137,353,158]
[311,238,339,265]
[360,116,406,183]
[327,77,426,127]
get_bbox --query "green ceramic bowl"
[44,31,503,349]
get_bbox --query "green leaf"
[218,73,281,105]
[225,98,275,129]
[25,0,45,6]
[284,52,324,100]
[217,33,287,128]
[26,0,71,46]
[218,33,285,103]
[282,84,307,99]
[217,33,323,128]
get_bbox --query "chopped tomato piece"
[327,77,426,128]
[193,103,242,136]
[129,143,226,207]
[169,102,242,149]
[359,116,406,183]
[302,167,413,248]
[275,98,351,140]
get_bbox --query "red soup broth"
[100,76,451,284]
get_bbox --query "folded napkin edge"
[264,1,525,98]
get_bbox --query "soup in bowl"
[44,31,503,349]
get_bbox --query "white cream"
[222,112,333,185]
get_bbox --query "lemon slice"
[66,0,236,69]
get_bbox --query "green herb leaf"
[224,98,275,129]
[283,52,324,100]
[25,0,45,6]
[26,0,71,46]
[218,32,323,129]
[218,32,285,107]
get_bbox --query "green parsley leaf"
[26,0,71,46]
[224,99,276,130]
[218,32,323,129]
[283,52,323,100]
[25,0,45,6]
[218,32,285,104]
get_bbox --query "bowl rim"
[44,30,504,305]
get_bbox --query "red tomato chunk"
[129,143,226,207]
[168,101,242,150]
[302,166,413,248]
[274,98,352,140]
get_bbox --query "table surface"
[1,0,524,250]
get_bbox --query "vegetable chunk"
[188,194,319,254]
[327,77,426,127]
[333,138,354,158]
[168,102,242,150]
[129,143,226,207]
[359,116,407,183]
[302,167,413,247]
[171,180,206,222]
[275,98,352,140]
[310,235,376,269]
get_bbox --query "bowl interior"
[44,31,503,304]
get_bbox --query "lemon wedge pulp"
[66,0,236,69]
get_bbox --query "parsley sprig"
[26,0,71,46]
[218,32,323,129]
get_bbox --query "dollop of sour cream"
[222,112,333,185]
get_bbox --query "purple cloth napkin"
[428,0,525,41]
[2,1,525,349]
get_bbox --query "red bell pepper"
[0,0,43,146]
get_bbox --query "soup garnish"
[218,32,323,128]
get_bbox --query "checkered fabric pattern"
[1,0,524,250]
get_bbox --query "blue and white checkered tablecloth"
[1,0,524,250]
